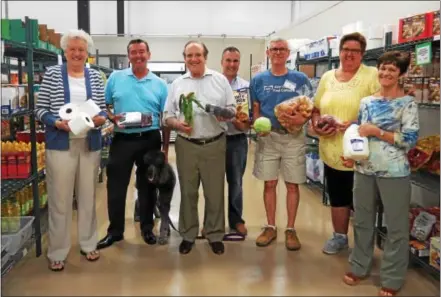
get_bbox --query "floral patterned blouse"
[355,95,419,178]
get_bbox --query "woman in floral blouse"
[342,51,419,296]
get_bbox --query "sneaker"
[256,226,277,247]
[322,233,349,255]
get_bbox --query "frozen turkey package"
[410,211,437,242]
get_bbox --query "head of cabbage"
[253,117,271,133]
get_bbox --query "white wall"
[2,1,77,34]
[2,1,291,37]
[90,1,117,35]
[126,1,291,37]
[276,1,440,40]
[92,36,266,81]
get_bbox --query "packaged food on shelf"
[399,16,413,43]
[274,96,314,133]
[403,77,416,97]
[410,240,430,257]
[1,119,11,139]
[1,141,45,179]
[1,200,21,233]
[423,78,430,103]
[408,52,423,77]
[408,135,440,172]
[432,10,440,36]
[430,237,440,270]
[411,211,437,242]
[428,77,440,105]
[413,77,423,103]
[431,48,440,77]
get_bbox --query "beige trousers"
[46,138,100,261]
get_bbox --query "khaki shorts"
[253,131,306,184]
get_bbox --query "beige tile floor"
[1,143,439,296]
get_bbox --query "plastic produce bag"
[274,95,313,133]
[315,115,342,130]
[342,124,370,161]
[411,211,437,241]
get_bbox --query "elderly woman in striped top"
[35,29,107,271]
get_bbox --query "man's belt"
[179,133,224,145]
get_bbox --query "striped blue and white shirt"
[35,65,107,151]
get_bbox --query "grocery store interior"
[0,1,440,296]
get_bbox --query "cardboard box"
[430,237,440,270]
[398,13,433,43]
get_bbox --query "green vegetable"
[253,117,272,133]
[179,92,204,126]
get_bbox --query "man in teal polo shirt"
[97,39,170,249]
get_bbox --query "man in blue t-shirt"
[250,37,313,251]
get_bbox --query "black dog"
[142,150,176,245]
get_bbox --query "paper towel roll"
[68,112,95,135]
[59,103,79,120]
[79,99,101,118]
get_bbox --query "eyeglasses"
[269,47,289,53]
[341,48,362,54]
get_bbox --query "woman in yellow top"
[311,32,380,255]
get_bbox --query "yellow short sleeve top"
[313,64,380,171]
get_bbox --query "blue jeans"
[225,133,248,229]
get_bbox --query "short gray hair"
[60,29,94,53]
[268,36,289,48]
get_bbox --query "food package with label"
[428,77,440,105]
[410,240,430,257]
[411,211,437,242]
[408,52,424,77]
[342,124,370,161]
[430,237,440,270]
[274,95,314,133]
[432,10,440,36]
[0,140,45,179]
[408,135,440,172]
[232,87,250,123]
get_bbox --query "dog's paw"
[158,236,169,245]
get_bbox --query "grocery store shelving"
[377,225,440,280]
[410,171,440,193]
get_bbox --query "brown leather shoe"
[285,229,301,251]
[256,227,277,247]
[235,223,248,235]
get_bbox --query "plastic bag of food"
[274,95,313,133]
[316,114,342,130]
[410,211,437,242]
[342,124,370,161]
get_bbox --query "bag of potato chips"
[233,87,250,123]
[274,95,314,133]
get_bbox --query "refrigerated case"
[149,62,187,143]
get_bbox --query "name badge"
[283,80,296,91]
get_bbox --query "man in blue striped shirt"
[97,39,170,249]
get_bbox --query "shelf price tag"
[415,41,432,66]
